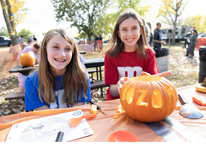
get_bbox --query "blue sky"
[0,0,206,41]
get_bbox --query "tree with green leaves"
[100,0,148,38]
[51,0,110,40]
[111,0,147,19]
[0,0,28,46]
[18,28,33,42]
[183,15,206,33]
[157,0,188,44]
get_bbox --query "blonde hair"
[106,8,153,59]
[38,28,88,105]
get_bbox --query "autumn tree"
[51,0,110,40]
[0,0,27,46]
[157,0,188,44]
[183,15,206,33]
[18,28,33,42]
[101,0,148,37]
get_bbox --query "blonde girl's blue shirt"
[24,71,91,111]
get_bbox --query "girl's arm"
[153,39,166,45]
[73,102,85,107]
[35,105,50,111]
[104,54,121,98]
[110,77,129,97]
[25,73,48,111]
[110,84,119,97]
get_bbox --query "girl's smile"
[46,34,73,76]
[118,17,142,52]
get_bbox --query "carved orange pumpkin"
[19,52,36,67]
[120,75,178,122]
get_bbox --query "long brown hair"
[106,8,153,59]
[38,28,88,105]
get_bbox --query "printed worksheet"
[6,110,94,142]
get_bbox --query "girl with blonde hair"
[25,28,91,111]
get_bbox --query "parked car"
[103,39,110,43]
[195,33,206,50]
[0,36,11,46]
[198,33,206,38]
[74,37,85,44]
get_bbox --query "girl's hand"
[142,71,172,77]
[117,77,129,94]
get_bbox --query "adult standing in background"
[94,34,98,51]
[191,26,196,31]
[23,37,33,50]
[153,22,166,57]
[143,19,151,46]
[146,22,153,47]
[33,35,37,42]
[98,33,103,52]
[18,35,24,50]
[188,30,198,59]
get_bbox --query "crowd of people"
[93,33,103,52]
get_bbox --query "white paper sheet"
[6,110,94,142]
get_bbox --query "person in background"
[187,30,198,59]
[24,28,91,111]
[94,34,99,51]
[153,22,167,57]
[98,33,103,52]
[33,35,37,42]
[153,22,166,50]
[17,42,41,92]
[18,35,24,50]
[191,26,196,31]
[142,19,150,46]
[146,21,153,47]
[23,37,33,50]
[104,8,171,101]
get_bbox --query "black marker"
[55,131,64,142]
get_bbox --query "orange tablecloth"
[0,85,206,142]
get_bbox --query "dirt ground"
[0,48,19,78]
[0,44,200,116]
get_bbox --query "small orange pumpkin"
[120,75,178,122]
[19,52,36,67]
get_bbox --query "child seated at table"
[24,28,91,111]
[104,8,171,101]
[17,42,41,92]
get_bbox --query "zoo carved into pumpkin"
[19,52,36,67]
[120,75,178,122]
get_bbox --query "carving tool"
[89,101,106,115]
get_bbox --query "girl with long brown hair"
[104,8,160,101]
[24,28,91,111]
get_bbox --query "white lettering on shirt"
[118,66,142,79]
[50,90,67,109]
